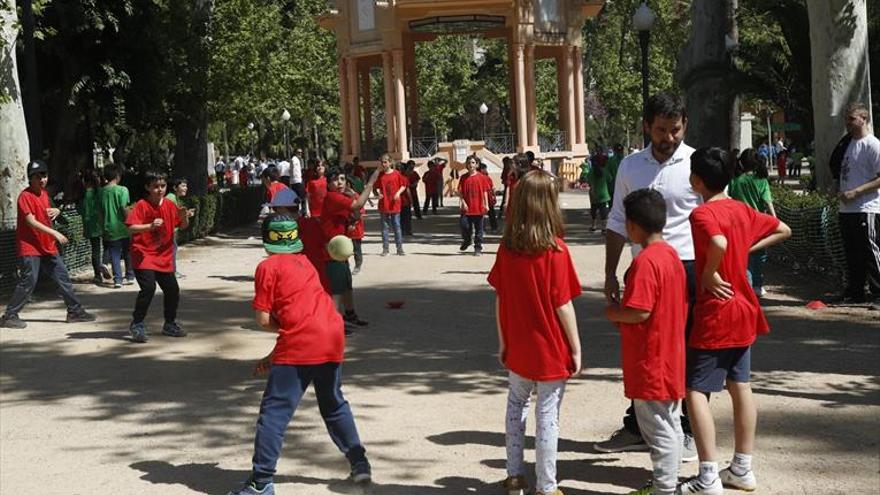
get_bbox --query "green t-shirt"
[101,184,131,240]
[587,166,612,204]
[579,161,590,180]
[728,173,773,213]
[349,176,365,194]
[166,192,179,206]
[77,187,102,239]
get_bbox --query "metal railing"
[539,131,566,152]
[483,133,516,154]
[410,136,439,158]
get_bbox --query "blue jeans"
[4,254,82,317]
[106,238,134,284]
[747,250,768,293]
[380,213,403,252]
[460,215,484,250]
[251,363,367,483]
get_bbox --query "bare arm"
[556,300,582,375]
[25,213,68,244]
[604,230,627,303]
[178,207,191,229]
[840,175,880,202]
[702,235,733,300]
[255,310,280,333]
[766,201,776,217]
[495,297,505,367]
[750,221,792,253]
[352,168,382,210]
[604,303,651,324]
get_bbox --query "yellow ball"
[327,235,354,261]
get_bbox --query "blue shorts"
[686,346,751,393]
[326,260,352,295]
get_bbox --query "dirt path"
[1,192,878,494]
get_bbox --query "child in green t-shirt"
[101,164,134,288]
[587,158,612,232]
[729,149,777,297]
[77,169,105,284]
[166,178,195,277]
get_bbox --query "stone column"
[338,57,351,157]
[392,49,409,159]
[562,45,577,150]
[405,41,419,139]
[739,112,754,150]
[360,65,373,157]
[513,43,528,152]
[525,44,538,148]
[382,52,396,154]
[573,46,586,146]
[346,57,361,158]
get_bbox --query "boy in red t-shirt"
[398,162,415,236]
[260,167,287,204]
[404,160,422,220]
[227,213,371,495]
[305,161,327,219]
[373,153,409,256]
[124,171,192,343]
[457,155,491,256]
[421,158,444,215]
[478,162,498,232]
[322,166,378,331]
[605,189,688,495]
[1,161,96,329]
[678,148,791,495]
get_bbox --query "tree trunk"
[807,0,873,192]
[0,0,31,229]
[677,0,737,149]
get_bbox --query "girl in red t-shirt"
[487,166,582,495]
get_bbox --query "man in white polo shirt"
[597,92,701,462]
[834,102,880,309]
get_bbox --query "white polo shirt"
[839,134,880,214]
[606,143,701,261]
[290,156,303,184]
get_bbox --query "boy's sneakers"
[676,475,723,494]
[396,248,405,256]
[100,265,112,280]
[627,481,654,495]
[380,249,389,257]
[129,322,149,343]
[344,312,369,327]
[162,321,187,337]
[113,282,123,289]
[349,459,372,484]
[226,479,274,495]
[501,475,528,495]
[682,433,698,462]
[474,249,482,257]
[719,467,757,491]
[459,241,471,251]
[0,314,27,329]
[67,309,97,323]
[123,277,136,286]
[594,428,649,453]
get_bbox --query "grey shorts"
[686,346,751,393]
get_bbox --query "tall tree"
[1,0,31,228]
[807,0,873,191]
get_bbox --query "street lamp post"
[281,109,291,158]
[633,2,656,147]
[479,102,489,140]
[247,122,255,156]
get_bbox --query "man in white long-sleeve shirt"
[597,92,702,463]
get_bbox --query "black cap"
[27,160,48,177]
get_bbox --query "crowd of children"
[2,98,803,495]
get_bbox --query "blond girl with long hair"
[487,166,583,495]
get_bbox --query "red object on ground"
[806,300,828,310]
[386,300,405,309]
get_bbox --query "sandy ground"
[1,192,878,495]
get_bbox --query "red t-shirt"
[458,173,490,216]
[252,253,344,365]
[689,199,780,349]
[423,169,440,195]
[126,198,181,272]
[306,176,328,218]
[407,170,420,187]
[480,172,496,206]
[374,170,408,214]
[348,208,366,240]
[352,165,366,179]
[297,216,331,291]
[16,188,58,257]
[321,190,355,240]
[488,239,582,381]
[265,181,287,203]
[620,241,687,400]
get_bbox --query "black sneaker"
[344,313,369,327]
[459,241,471,251]
[162,321,187,337]
[67,310,97,323]
[349,459,372,484]
[0,314,27,329]
[825,294,866,305]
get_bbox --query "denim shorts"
[326,260,352,295]
[686,346,751,393]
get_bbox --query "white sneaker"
[720,467,757,491]
[677,476,723,495]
